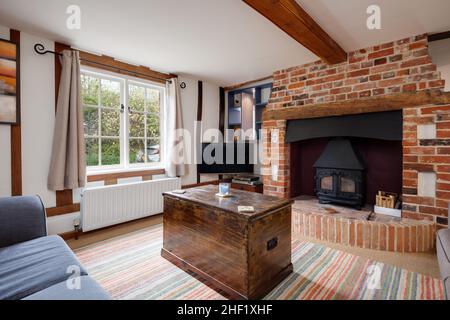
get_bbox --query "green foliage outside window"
[82,73,162,168]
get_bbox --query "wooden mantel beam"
[243,0,347,64]
[262,90,450,121]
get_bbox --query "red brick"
[356,223,364,247]
[420,155,450,164]
[376,65,403,77]
[403,147,435,155]
[409,41,427,50]
[429,80,445,88]
[437,165,450,172]
[379,225,387,251]
[410,226,417,252]
[396,227,404,252]
[371,224,379,250]
[438,148,450,155]
[288,82,305,90]
[373,88,385,96]
[403,171,418,179]
[369,74,382,81]
[437,130,450,138]
[368,48,394,60]
[364,224,371,249]
[388,226,396,251]
[403,195,435,206]
[401,56,432,68]
[348,69,370,78]
[419,206,448,216]
[378,77,406,87]
[417,226,424,252]
[403,83,417,92]
[359,90,371,98]
[437,191,450,200]
[349,222,355,246]
[330,87,352,95]
[437,122,450,130]
[349,55,365,63]
[438,173,450,181]
[436,199,449,209]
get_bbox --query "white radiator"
[81,177,181,232]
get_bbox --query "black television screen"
[198,141,255,174]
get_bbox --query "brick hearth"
[292,198,435,253]
[262,34,449,228]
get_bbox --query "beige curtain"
[48,50,86,191]
[165,78,187,177]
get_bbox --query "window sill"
[87,167,166,182]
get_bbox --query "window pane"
[85,138,99,166]
[129,85,145,112]
[147,138,160,163]
[81,75,99,106]
[101,138,120,165]
[84,107,99,136]
[129,139,145,164]
[101,109,120,137]
[146,88,160,113]
[100,79,120,108]
[129,113,145,138]
[147,114,160,137]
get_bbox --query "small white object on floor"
[172,189,186,194]
[238,206,255,213]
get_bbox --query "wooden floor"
[66,214,440,279]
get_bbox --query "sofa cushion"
[437,229,450,299]
[0,235,88,300]
[23,276,111,300]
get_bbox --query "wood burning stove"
[314,139,365,209]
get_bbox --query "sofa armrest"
[0,195,47,248]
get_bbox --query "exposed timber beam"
[428,30,450,42]
[262,90,450,121]
[243,0,347,64]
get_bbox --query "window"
[81,70,164,171]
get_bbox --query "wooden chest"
[161,185,293,300]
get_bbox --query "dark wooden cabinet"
[231,183,264,194]
[161,185,293,300]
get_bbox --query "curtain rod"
[34,43,173,84]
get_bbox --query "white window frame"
[81,67,165,174]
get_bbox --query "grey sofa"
[0,195,110,300]
[437,204,450,299]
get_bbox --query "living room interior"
[1,0,450,302]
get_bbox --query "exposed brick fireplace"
[262,34,450,230]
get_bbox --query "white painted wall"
[20,32,56,207]
[19,32,75,235]
[430,39,450,92]
[0,27,77,235]
[200,81,220,183]
[178,76,222,185]
[0,25,11,197]
[178,76,198,186]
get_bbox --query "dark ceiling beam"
[243,0,347,64]
[428,31,450,42]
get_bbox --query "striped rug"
[74,224,445,300]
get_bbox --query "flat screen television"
[198,141,255,174]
